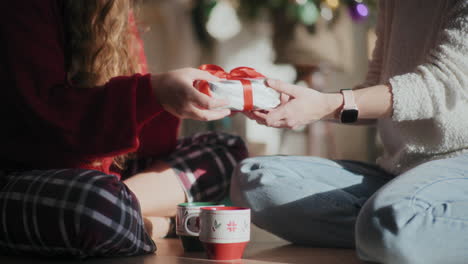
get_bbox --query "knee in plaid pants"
[162,132,249,202]
[0,132,248,258]
[0,169,155,258]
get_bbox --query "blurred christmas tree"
[192,0,378,44]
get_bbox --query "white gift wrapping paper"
[205,79,281,111]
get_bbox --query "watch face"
[341,109,358,123]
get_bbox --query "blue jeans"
[230,154,468,264]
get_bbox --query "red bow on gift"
[197,64,266,111]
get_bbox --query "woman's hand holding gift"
[152,68,231,121]
[247,79,343,129]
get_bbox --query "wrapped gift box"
[201,79,280,111]
[197,65,280,111]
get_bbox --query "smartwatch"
[339,89,359,123]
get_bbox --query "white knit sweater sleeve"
[389,1,468,121]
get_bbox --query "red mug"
[199,206,250,260]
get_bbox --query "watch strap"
[341,89,357,109]
[340,89,359,123]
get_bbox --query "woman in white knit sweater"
[231,1,468,263]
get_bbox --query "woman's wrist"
[150,74,164,105]
[320,84,393,122]
[323,93,344,120]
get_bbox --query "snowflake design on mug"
[227,221,237,232]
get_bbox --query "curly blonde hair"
[64,0,140,87]
[63,0,142,169]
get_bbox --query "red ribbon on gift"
[197,64,266,111]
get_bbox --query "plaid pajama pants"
[0,132,247,258]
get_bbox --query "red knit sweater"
[0,1,180,176]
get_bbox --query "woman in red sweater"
[0,0,247,257]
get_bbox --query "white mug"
[176,202,224,237]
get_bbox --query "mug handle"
[183,213,200,237]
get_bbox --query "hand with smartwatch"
[246,78,393,129]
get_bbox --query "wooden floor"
[0,227,361,264]
[0,240,360,264]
